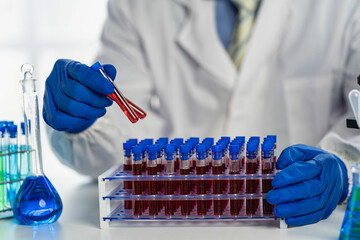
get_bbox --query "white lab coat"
[47,0,360,178]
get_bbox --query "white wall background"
[0,0,108,180]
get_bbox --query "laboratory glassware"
[339,162,360,239]
[91,62,147,123]
[13,64,63,225]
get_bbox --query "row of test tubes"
[0,121,31,214]
[117,136,277,218]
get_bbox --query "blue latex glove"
[266,144,349,226]
[43,59,116,133]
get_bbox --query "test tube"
[267,135,277,170]
[196,144,207,215]
[229,144,243,216]
[261,141,275,215]
[147,145,159,216]
[212,145,225,215]
[132,146,143,216]
[164,144,176,215]
[0,123,5,211]
[180,144,192,216]
[91,62,146,123]
[246,140,260,216]
[8,124,19,205]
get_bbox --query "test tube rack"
[98,136,287,229]
[0,149,31,219]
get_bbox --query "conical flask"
[339,162,360,239]
[13,64,62,225]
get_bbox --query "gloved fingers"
[65,61,114,95]
[266,177,326,205]
[274,195,325,219]
[61,77,113,108]
[285,209,325,226]
[271,160,321,188]
[276,144,326,169]
[48,82,107,119]
[43,87,93,132]
[102,64,117,80]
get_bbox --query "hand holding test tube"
[91,62,147,123]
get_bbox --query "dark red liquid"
[246,198,260,216]
[134,200,142,216]
[175,157,180,171]
[165,200,176,216]
[196,165,207,215]
[141,161,147,173]
[246,162,259,174]
[262,179,273,193]
[132,164,143,195]
[212,165,224,215]
[148,167,158,195]
[230,179,244,194]
[263,198,274,215]
[123,164,132,171]
[108,92,138,123]
[246,179,260,194]
[230,199,244,216]
[124,97,147,119]
[180,167,191,216]
[124,200,133,210]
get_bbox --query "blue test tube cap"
[262,142,273,152]
[212,145,222,160]
[8,124,17,138]
[132,145,142,161]
[21,122,26,135]
[267,135,277,143]
[174,138,184,145]
[91,61,103,71]
[196,144,206,153]
[180,144,190,154]
[229,144,240,153]
[123,142,132,150]
[145,138,154,145]
[127,138,138,145]
[165,144,176,154]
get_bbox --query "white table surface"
[0,170,347,240]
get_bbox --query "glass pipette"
[91,62,147,123]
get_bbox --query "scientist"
[42,0,360,226]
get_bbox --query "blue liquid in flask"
[339,185,360,239]
[13,175,62,225]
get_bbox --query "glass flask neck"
[21,77,44,176]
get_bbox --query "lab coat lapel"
[239,0,293,83]
[174,0,237,89]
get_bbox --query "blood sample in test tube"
[164,144,176,215]
[180,144,191,216]
[147,145,159,216]
[212,145,224,215]
[132,146,143,216]
[229,144,243,216]
[196,144,207,216]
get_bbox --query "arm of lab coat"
[318,7,360,200]
[46,0,155,178]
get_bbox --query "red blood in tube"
[196,165,207,215]
[123,164,132,171]
[108,92,139,123]
[132,163,143,215]
[246,179,260,194]
[263,198,274,215]
[230,199,244,216]
[212,165,224,215]
[246,198,260,216]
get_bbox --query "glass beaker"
[13,64,62,225]
[339,162,360,239]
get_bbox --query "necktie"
[228,0,261,68]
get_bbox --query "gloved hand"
[43,59,116,133]
[266,144,349,226]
